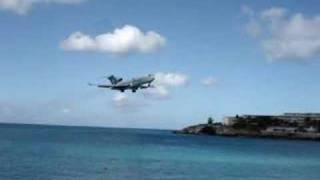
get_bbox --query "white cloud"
[201,76,218,86]
[153,72,188,87]
[242,5,261,38]
[245,19,261,38]
[61,108,71,113]
[241,5,254,17]
[261,7,287,20]
[113,93,130,108]
[0,0,31,14]
[263,13,320,60]
[0,0,85,15]
[143,72,188,99]
[61,25,166,55]
[143,85,169,99]
[112,92,146,111]
[243,6,320,61]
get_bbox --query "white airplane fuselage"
[95,74,155,92]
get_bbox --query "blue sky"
[1,0,320,129]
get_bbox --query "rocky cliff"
[174,123,320,140]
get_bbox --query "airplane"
[89,74,155,93]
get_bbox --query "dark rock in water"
[174,122,320,141]
[199,126,216,135]
[174,124,218,135]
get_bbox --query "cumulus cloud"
[201,76,218,86]
[241,5,254,17]
[143,72,188,99]
[143,85,170,99]
[112,92,146,111]
[245,19,261,38]
[60,25,166,55]
[111,73,188,110]
[61,108,71,113]
[0,0,85,15]
[261,7,287,20]
[153,72,188,87]
[243,6,320,61]
[113,93,130,108]
[242,5,261,38]
[262,13,320,60]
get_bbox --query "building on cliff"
[224,113,320,126]
[223,113,320,133]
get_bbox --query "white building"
[265,126,298,133]
[224,113,320,126]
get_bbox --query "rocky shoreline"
[174,123,320,140]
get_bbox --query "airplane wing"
[88,83,112,88]
[98,85,113,88]
[114,84,131,88]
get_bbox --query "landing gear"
[121,89,124,92]
[132,89,136,93]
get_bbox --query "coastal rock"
[175,123,320,140]
[174,124,217,135]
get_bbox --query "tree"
[208,117,214,124]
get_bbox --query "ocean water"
[0,123,320,180]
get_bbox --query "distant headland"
[174,113,320,140]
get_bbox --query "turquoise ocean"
[0,123,320,180]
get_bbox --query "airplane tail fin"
[108,75,123,85]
